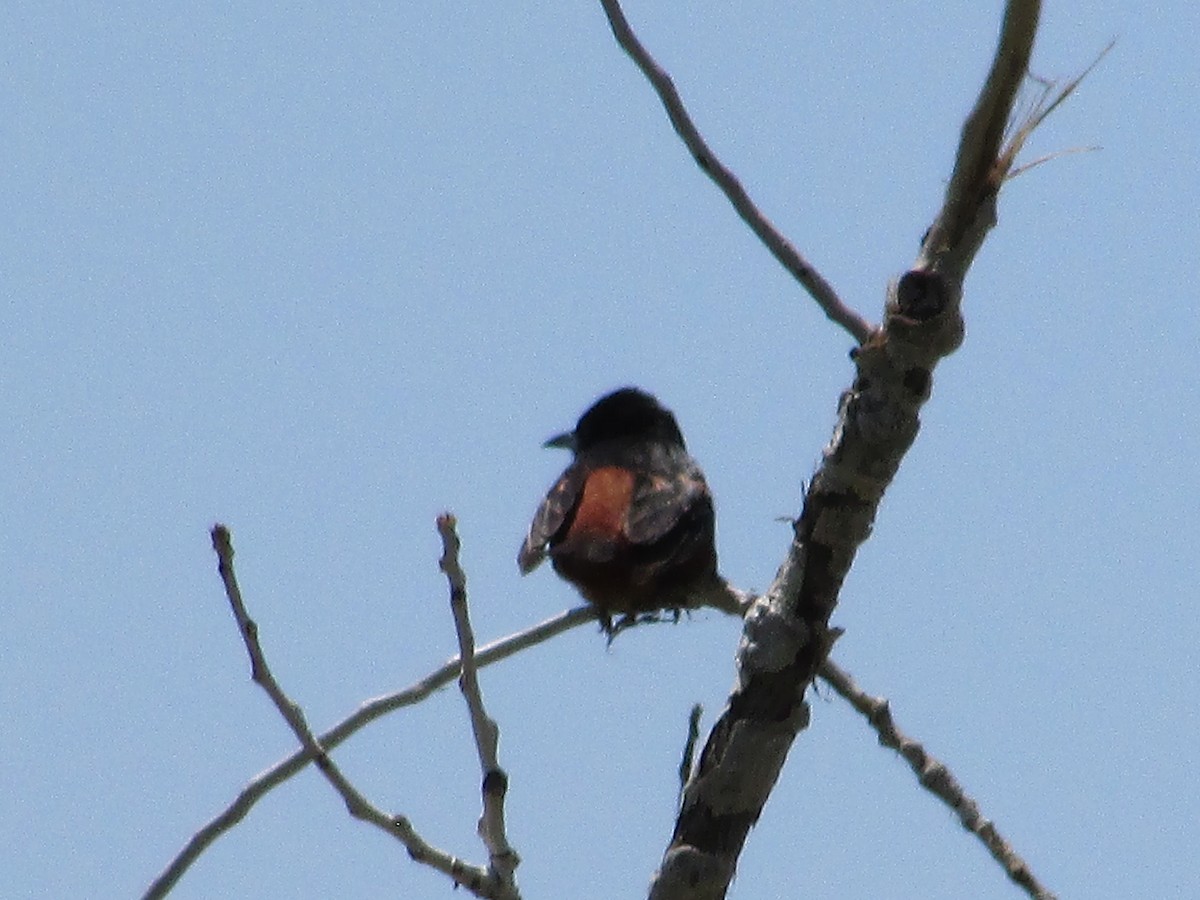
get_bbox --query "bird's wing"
[622,467,709,546]
[517,464,586,574]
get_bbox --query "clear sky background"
[3,2,1196,898]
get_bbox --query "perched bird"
[517,387,743,630]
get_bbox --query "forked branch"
[206,525,503,897]
[144,605,595,898]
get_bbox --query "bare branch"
[819,659,1057,900]
[145,605,595,898]
[438,514,521,897]
[208,525,498,894]
[147,526,526,900]
[598,0,873,345]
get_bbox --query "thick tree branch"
[643,2,1053,898]
[598,0,873,344]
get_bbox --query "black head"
[546,387,686,453]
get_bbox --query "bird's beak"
[543,431,576,451]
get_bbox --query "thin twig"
[819,659,1057,900]
[438,514,521,898]
[598,0,873,345]
[144,604,595,898]
[1006,144,1100,180]
[999,41,1114,182]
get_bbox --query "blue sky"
[3,2,1197,898]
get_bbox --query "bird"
[517,387,743,632]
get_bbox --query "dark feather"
[623,467,709,545]
[516,464,586,574]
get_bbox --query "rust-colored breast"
[569,466,634,540]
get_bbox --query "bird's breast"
[568,466,635,540]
